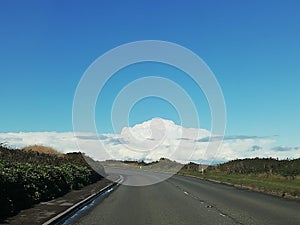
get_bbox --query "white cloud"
[0,132,78,153]
[0,118,299,164]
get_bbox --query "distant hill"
[101,158,183,173]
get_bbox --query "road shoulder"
[1,175,119,225]
[177,173,300,201]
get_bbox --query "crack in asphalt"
[166,180,244,225]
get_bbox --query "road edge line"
[42,176,122,225]
[177,173,300,201]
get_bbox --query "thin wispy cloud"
[250,145,262,151]
[271,146,300,152]
[196,135,269,143]
[75,134,109,140]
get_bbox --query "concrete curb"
[42,176,122,225]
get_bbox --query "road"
[69,170,300,225]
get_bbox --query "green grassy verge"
[178,169,300,198]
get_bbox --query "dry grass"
[23,145,64,157]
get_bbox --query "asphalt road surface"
[70,170,300,225]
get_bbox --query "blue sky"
[1,0,300,148]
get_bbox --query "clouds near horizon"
[0,118,299,164]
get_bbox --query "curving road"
[69,170,300,225]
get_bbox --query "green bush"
[0,161,101,220]
[206,158,300,177]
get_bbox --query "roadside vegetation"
[179,158,300,198]
[23,145,64,157]
[0,144,104,221]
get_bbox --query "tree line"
[206,157,300,179]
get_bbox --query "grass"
[179,169,300,198]
[22,145,64,157]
